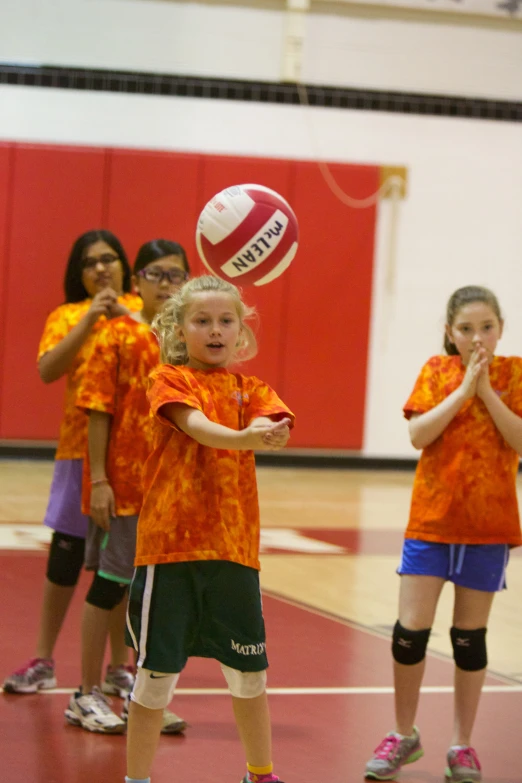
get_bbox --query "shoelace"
[373,735,401,759]
[84,690,116,716]
[452,747,481,771]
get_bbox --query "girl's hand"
[247,417,292,451]
[108,300,132,319]
[476,349,493,399]
[86,289,118,325]
[460,348,488,401]
[90,482,115,531]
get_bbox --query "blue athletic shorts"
[397,539,510,592]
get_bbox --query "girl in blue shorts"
[365,286,522,783]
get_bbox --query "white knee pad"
[132,667,180,710]
[221,664,267,699]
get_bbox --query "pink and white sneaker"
[445,746,482,783]
[365,727,424,780]
[101,664,135,698]
[3,658,57,693]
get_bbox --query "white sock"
[394,729,416,740]
[125,778,151,783]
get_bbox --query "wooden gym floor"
[1,458,521,782]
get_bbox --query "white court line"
[2,685,522,696]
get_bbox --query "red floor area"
[1,553,521,782]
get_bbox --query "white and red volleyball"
[195,184,298,286]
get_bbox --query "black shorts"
[126,560,268,674]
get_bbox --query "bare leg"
[35,579,75,659]
[81,603,111,693]
[127,701,163,779]
[451,586,494,746]
[108,593,129,668]
[394,575,445,736]
[452,669,487,747]
[394,659,426,737]
[232,692,272,767]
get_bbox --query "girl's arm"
[477,370,522,455]
[162,404,291,451]
[108,298,133,319]
[88,410,115,530]
[409,349,487,450]
[38,290,118,383]
[408,389,467,449]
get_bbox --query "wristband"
[91,478,109,486]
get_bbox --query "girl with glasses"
[3,230,141,697]
[68,240,190,734]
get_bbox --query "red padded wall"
[0,144,13,435]
[200,155,294,391]
[281,162,379,448]
[0,142,379,450]
[105,149,203,272]
[0,144,106,439]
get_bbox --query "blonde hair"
[152,275,258,366]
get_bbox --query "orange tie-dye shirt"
[404,355,522,546]
[37,293,142,460]
[134,364,295,570]
[76,315,160,516]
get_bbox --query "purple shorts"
[43,459,89,539]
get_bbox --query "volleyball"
[195,184,298,286]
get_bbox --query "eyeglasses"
[83,254,120,271]
[138,267,188,285]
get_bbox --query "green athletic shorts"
[125,560,268,674]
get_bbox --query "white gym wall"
[1,0,521,457]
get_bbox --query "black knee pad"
[86,573,128,611]
[450,626,487,671]
[392,620,431,665]
[46,531,85,587]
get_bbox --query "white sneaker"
[122,693,187,734]
[160,707,188,734]
[65,686,126,734]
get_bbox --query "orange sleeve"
[147,366,204,428]
[403,357,444,420]
[243,377,295,428]
[37,306,70,361]
[76,324,119,415]
[37,294,140,364]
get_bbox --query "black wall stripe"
[1,63,521,123]
[0,441,419,469]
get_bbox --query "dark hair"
[63,230,131,303]
[133,239,190,276]
[444,285,502,355]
